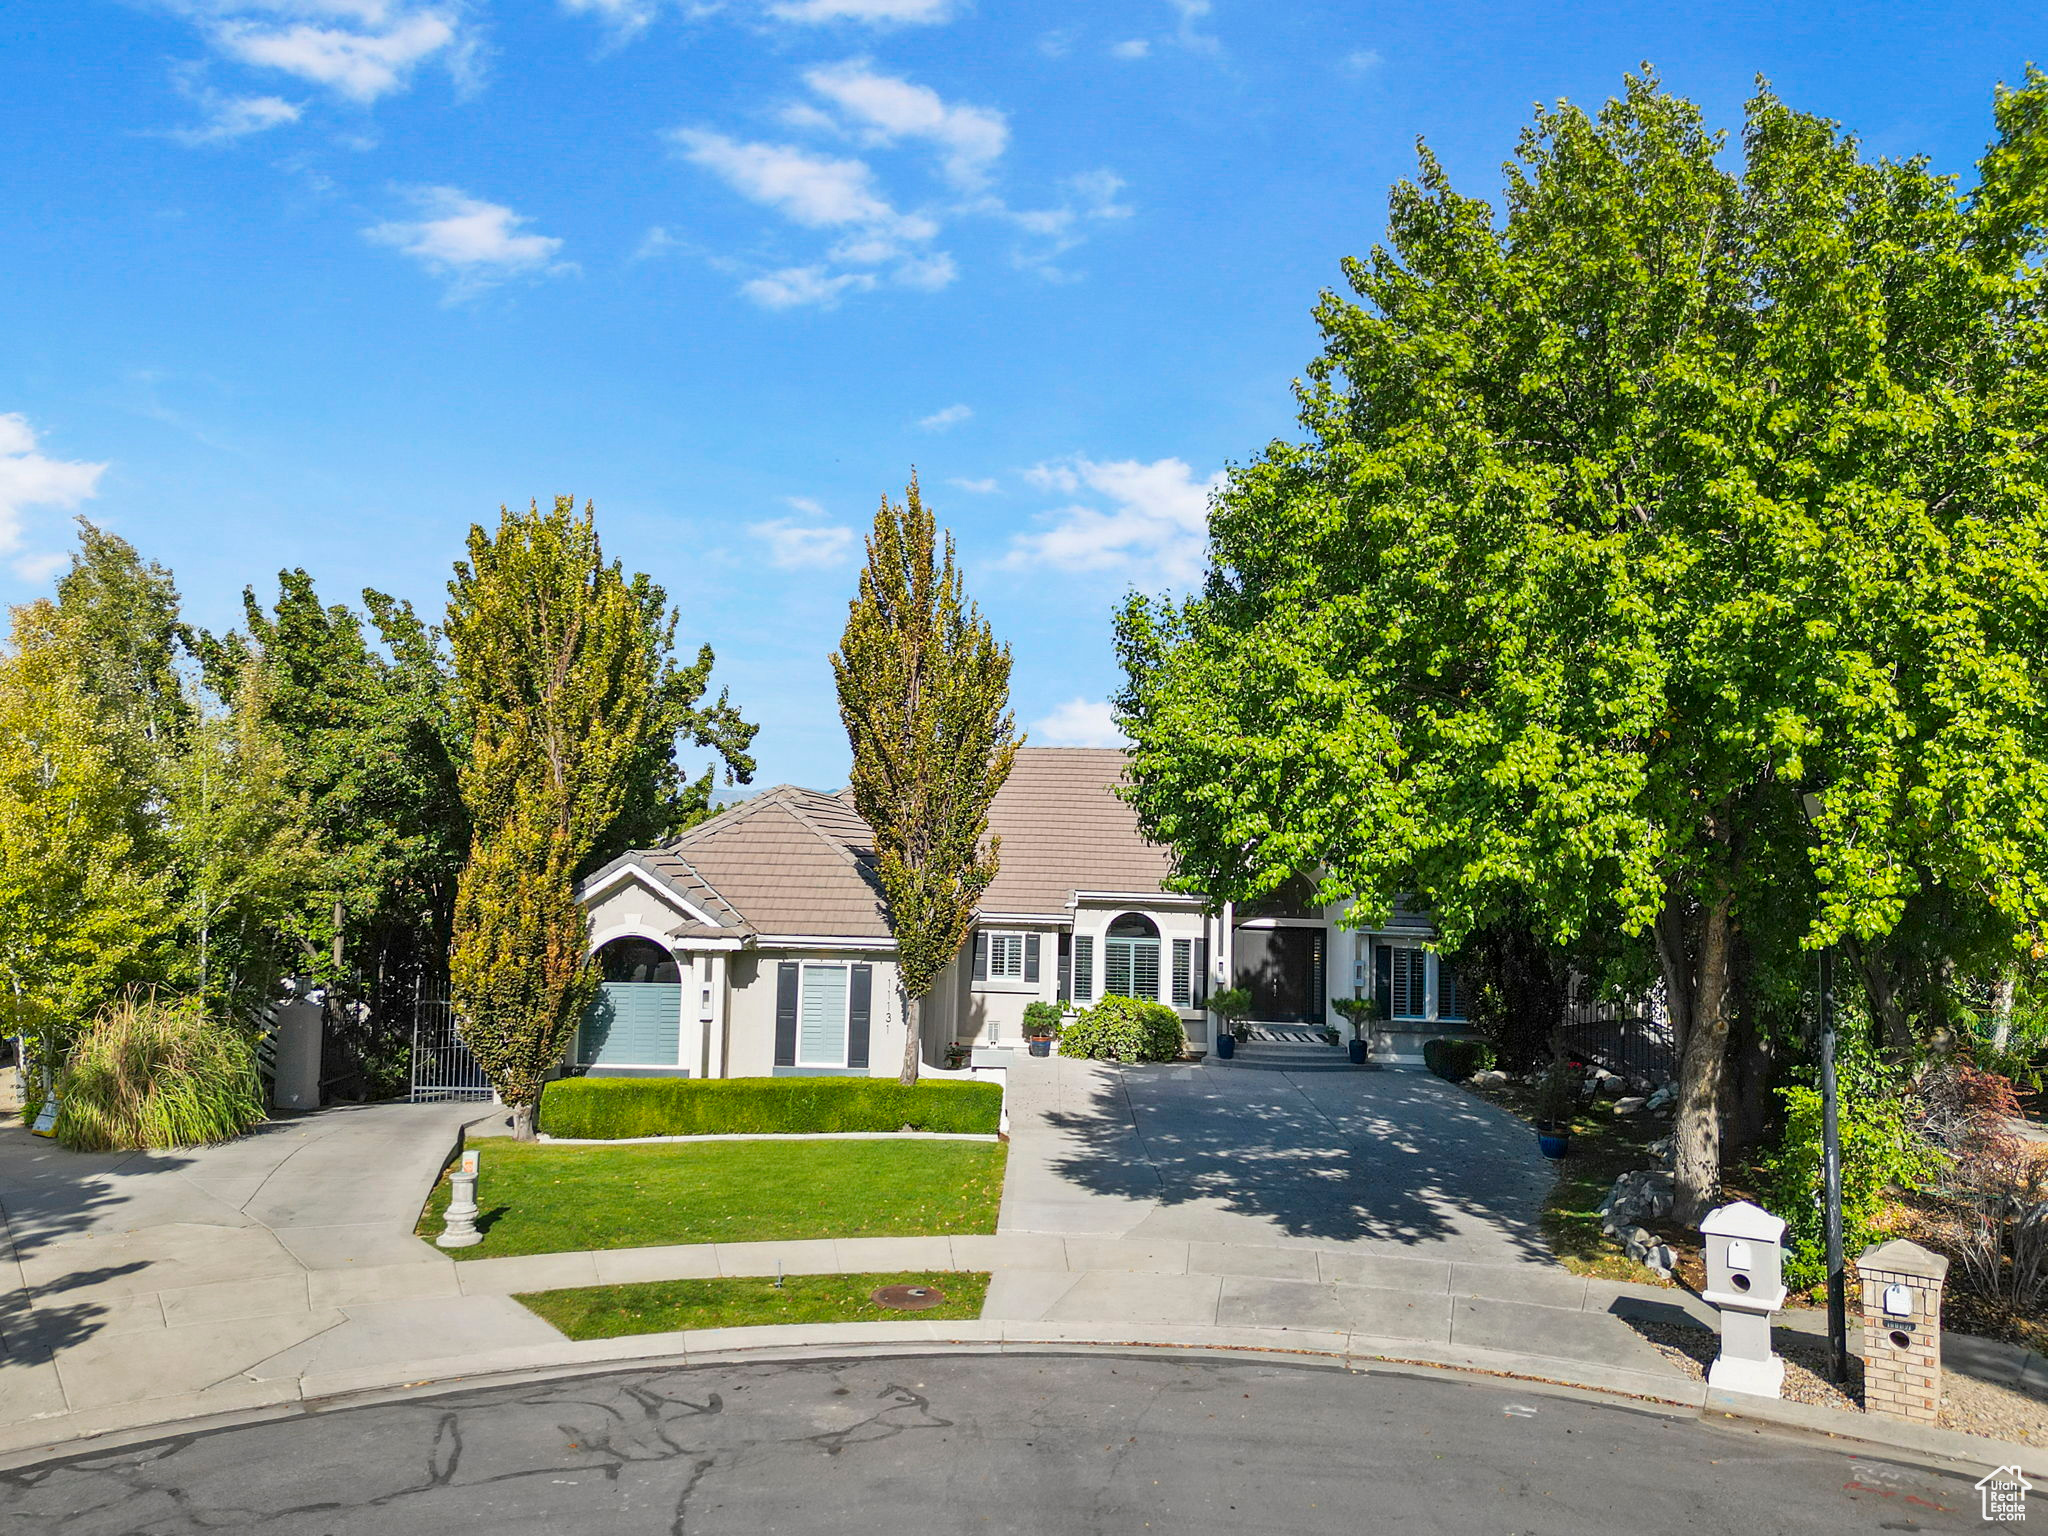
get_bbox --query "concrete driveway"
[0,1101,555,1434]
[999,1055,1558,1267]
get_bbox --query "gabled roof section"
[651,784,890,938]
[979,748,1178,913]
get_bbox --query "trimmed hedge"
[536,1075,1003,1140]
[1422,1037,1496,1082]
[1057,995,1185,1063]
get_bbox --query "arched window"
[1104,912,1161,1000]
[596,937,680,984]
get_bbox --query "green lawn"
[518,1270,992,1339]
[415,1138,1006,1259]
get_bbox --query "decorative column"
[1857,1238,1948,1423]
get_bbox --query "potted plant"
[1331,997,1382,1065]
[1022,1001,1065,1057]
[1206,986,1252,1059]
[1533,1052,1578,1158]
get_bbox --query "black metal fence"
[407,981,492,1102]
[1556,975,1675,1087]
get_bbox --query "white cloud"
[674,130,918,233]
[559,0,658,33]
[188,3,469,104]
[0,414,108,579]
[365,187,568,296]
[1342,48,1382,74]
[751,508,858,566]
[167,85,303,145]
[918,403,972,431]
[1030,698,1128,750]
[633,225,683,261]
[766,0,954,22]
[1006,455,1222,586]
[1168,0,1220,52]
[1109,38,1150,59]
[801,59,1007,189]
[741,265,876,309]
[948,476,998,494]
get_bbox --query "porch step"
[1211,1040,1375,1073]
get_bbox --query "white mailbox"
[1699,1200,1788,1398]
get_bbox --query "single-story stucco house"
[570,747,1473,1077]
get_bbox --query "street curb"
[1701,1387,2048,1479]
[0,1319,2035,1477]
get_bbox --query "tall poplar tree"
[1116,71,2048,1222]
[446,497,750,1136]
[834,476,1018,1085]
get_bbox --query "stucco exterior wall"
[724,947,904,1078]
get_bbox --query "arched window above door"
[596,936,681,984]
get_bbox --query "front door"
[1233,927,1325,1023]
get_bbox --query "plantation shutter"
[1131,940,1161,1001]
[1171,938,1193,1008]
[1192,938,1208,1007]
[1024,933,1041,983]
[1057,933,1072,1001]
[848,963,872,1068]
[1073,935,1093,1001]
[774,961,799,1066]
[972,930,989,982]
[1389,948,1425,1018]
[1104,939,1133,998]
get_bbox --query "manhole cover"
[871,1284,946,1310]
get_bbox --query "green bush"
[1422,1036,1496,1082]
[1763,1041,1943,1292]
[537,1076,1003,1139]
[1022,1001,1066,1039]
[54,992,266,1151]
[1057,995,1185,1062]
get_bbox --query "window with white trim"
[986,931,1026,979]
[1437,957,1466,1020]
[797,962,851,1067]
[1389,947,1428,1019]
[1104,912,1162,1001]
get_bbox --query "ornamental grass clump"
[55,992,265,1151]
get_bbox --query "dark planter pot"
[1535,1125,1571,1160]
[1214,1033,1236,1059]
[1347,1039,1368,1065]
[1027,1038,1052,1057]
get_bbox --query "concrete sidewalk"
[0,1101,558,1430]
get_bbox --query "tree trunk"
[509,1099,537,1141]
[899,987,922,1086]
[1992,967,2018,1051]
[1654,893,1696,1069]
[1844,936,1913,1058]
[1670,894,1735,1225]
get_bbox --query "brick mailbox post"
[1857,1238,1948,1423]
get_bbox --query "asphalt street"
[0,1353,1994,1535]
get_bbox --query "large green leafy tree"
[447,498,752,1136]
[833,476,1018,1085]
[1116,72,2048,1221]
[0,599,173,1059]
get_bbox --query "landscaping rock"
[1646,1133,1675,1168]
[1644,1083,1677,1113]
[1591,1069,1626,1097]
[1470,1069,1509,1089]
[1612,1095,1649,1115]
[1598,1168,1676,1235]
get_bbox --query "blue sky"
[3,2,2042,792]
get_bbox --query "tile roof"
[978,748,1177,912]
[580,749,1182,939]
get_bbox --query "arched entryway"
[578,937,686,1072]
[1104,912,1162,999]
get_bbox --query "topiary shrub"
[536,1075,1002,1139]
[1057,995,1185,1062]
[55,992,266,1151]
[1422,1036,1496,1082]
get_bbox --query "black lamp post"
[1802,792,1850,1384]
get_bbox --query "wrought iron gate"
[407,981,492,1102]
